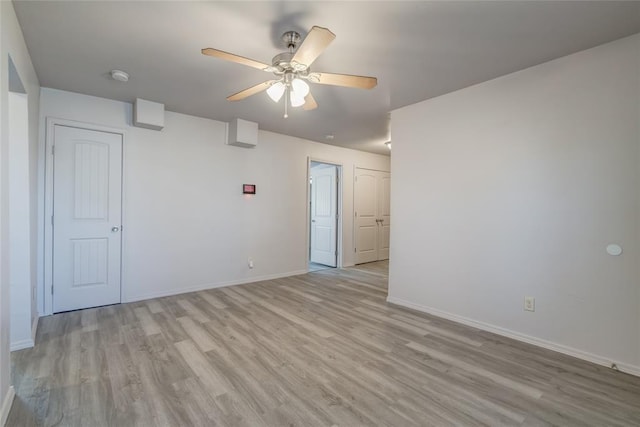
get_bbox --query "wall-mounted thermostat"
[243,184,256,194]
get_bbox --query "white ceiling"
[13,1,640,155]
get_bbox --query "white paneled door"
[355,168,390,264]
[310,164,338,267]
[354,170,378,264]
[52,125,123,312]
[377,171,391,260]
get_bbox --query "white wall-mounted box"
[133,98,165,131]
[227,118,258,148]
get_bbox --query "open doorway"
[8,55,36,350]
[308,160,341,272]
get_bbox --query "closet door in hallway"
[354,168,390,264]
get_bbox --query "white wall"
[389,34,640,374]
[39,88,390,309]
[0,1,41,423]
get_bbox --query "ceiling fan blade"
[292,26,336,68]
[303,93,318,111]
[227,80,275,101]
[202,48,272,71]
[312,72,377,89]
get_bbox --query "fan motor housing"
[272,52,294,71]
[271,52,310,75]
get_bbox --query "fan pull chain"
[284,93,289,118]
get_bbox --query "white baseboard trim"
[8,317,38,352]
[123,269,309,303]
[0,386,15,427]
[9,316,39,352]
[387,296,640,378]
[10,338,34,352]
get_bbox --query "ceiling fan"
[202,26,377,118]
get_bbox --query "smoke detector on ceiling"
[110,69,129,82]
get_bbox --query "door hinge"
[355,211,357,217]
[51,285,53,295]
[51,215,54,226]
[355,176,358,182]
[51,145,55,156]
[354,247,357,253]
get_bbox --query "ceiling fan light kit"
[291,78,309,97]
[266,81,285,102]
[202,26,377,118]
[290,90,306,108]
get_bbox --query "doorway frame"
[42,117,126,315]
[306,157,343,270]
[8,56,34,350]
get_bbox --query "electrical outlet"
[248,258,254,269]
[524,296,535,312]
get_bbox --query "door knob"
[111,226,120,232]
[312,219,316,223]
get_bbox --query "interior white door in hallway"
[52,125,123,312]
[355,168,390,264]
[310,163,338,267]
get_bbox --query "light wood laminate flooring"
[8,261,640,426]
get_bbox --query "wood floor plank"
[256,299,334,338]
[391,312,485,347]
[177,316,218,353]
[218,287,252,305]
[171,377,227,426]
[277,285,324,302]
[199,291,228,310]
[133,306,161,336]
[177,298,211,324]
[8,260,640,426]
[406,341,544,399]
[145,299,164,314]
[174,339,230,398]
